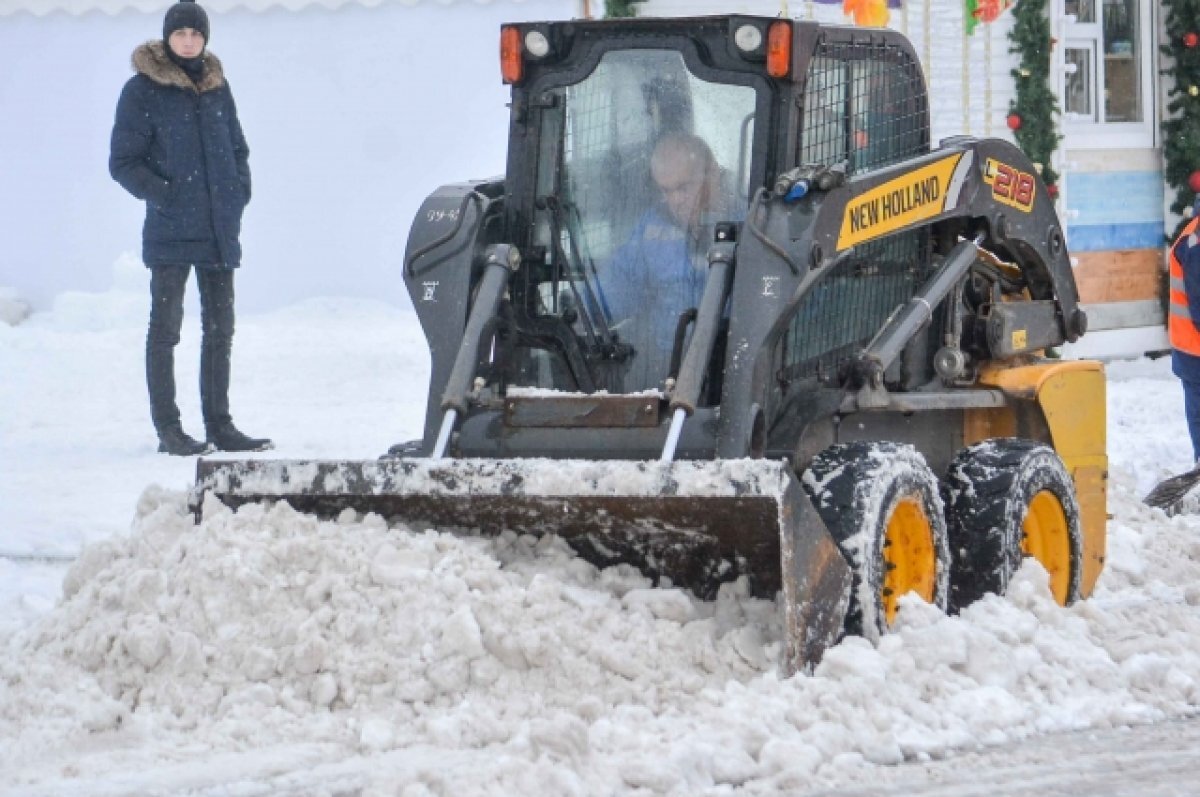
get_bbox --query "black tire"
[943,439,1083,611]
[801,441,950,638]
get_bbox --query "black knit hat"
[163,1,210,43]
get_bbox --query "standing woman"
[110,0,271,455]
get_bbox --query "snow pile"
[0,487,778,792]
[5,466,1200,792]
[33,254,150,333]
[0,286,31,327]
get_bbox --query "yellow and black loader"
[194,16,1107,673]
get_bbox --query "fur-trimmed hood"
[132,41,225,93]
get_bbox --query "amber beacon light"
[766,21,792,78]
[501,26,523,84]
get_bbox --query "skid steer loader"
[192,16,1107,674]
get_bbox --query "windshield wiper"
[537,193,629,362]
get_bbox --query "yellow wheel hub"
[1021,490,1072,605]
[881,496,937,626]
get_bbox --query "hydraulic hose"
[860,235,983,374]
[661,240,735,462]
[433,244,519,458]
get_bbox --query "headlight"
[734,24,763,53]
[524,30,551,59]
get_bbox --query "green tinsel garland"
[604,0,641,18]
[1007,0,1061,195]
[1163,0,1200,236]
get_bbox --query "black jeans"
[146,265,235,434]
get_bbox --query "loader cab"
[491,17,934,402]
[498,18,779,396]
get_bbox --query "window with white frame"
[1062,0,1155,146]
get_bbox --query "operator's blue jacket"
[602,206,710,349]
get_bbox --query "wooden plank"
[1072,249,1163,304]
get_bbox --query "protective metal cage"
[781,35,933,384]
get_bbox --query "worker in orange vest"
[1169,205,1200,463]
[1145,208,1200,509]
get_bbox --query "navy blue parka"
[110,41,249,268]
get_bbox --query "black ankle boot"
[207,423,273,452]
[157,425,214,456]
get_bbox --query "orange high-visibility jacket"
[1170,217,1200,356]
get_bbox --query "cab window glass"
[527,49,756,392]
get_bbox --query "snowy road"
[802,717,1200,796]
[10,702,1200,796]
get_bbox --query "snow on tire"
[943,438,1082,611]
[801,441,950,639]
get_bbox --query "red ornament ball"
[1046,183,1059,199]
[1006,113,1022,131]
[1185,32,1200,48]
[1188,170,1200,193]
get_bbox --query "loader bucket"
[191,457,851,673]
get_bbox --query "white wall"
[0,0,574,311]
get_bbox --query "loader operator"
[602,133,741,389]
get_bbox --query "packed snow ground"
[2,266,1200,795]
